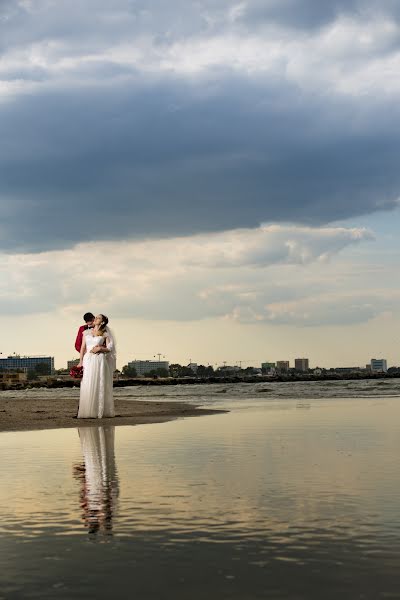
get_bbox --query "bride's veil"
[105,326,117,372]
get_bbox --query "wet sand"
[0,397,226,433]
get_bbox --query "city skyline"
[1,1,399,368]
[0,350,394,374]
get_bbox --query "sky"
[1,0,400,369]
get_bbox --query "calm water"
[1,380,400,599]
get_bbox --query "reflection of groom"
[75,312,95,353]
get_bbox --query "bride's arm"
[78,335,87,366]
[94,335,111,353]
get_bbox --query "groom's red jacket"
[75,325,88,353]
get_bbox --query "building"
[261,362,276,374]
[217,365,241,373]
[67,359,80,370]
[276,361,290,372]
[216,365,242,377]
[261,362,275,369]
[370,358,388,373]
[0,355,54,374]
[0,372,27,384]
[188,363,198,373]
[334,367,362,373]
[294,358,309,372]
[128,360,170,376]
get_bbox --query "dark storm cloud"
[2,1,399,48]
[0,74,399,252]
[0,0,400,42]
[237,0,380,30]
[0,0,400,252]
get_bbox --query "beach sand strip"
[0,397,226,433]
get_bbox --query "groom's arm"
[75,325,85,352]
[78,335,87,366]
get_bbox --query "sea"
[1,378,400,599]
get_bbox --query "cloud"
[230,291,400,326]
[236,0,400,31]
[179,224,374,267]
[0,74,399,253]
[0,1,400,252]
[0,224,386,326]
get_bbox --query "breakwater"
[1,371,400,391]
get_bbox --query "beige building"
[295,358,309,371]
[0,372,27,384]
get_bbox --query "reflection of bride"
[77,314,116,419]
[73,426,119,535]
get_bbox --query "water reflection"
[1,397,400,599]
[73,426,119,535]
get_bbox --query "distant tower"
[295,358,309,372]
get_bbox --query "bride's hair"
[98,314,109,335]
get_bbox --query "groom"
[75,312,95,353]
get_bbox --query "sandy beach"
[0,396,225,433]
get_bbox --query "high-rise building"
[276,361,290,372]
[128,360,169,376]
[0,355,54,374]
[295,358,309,372]
[370,358,387,372]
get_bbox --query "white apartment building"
[370,358,387,372]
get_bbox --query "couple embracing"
[75,313,116,419]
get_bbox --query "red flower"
[70,365,84,379]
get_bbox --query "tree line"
[121,363,217,378]
[120,364,262,378]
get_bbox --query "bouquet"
[70,365,84,379]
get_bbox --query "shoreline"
[0,397,226,434]
[1,371,399,392]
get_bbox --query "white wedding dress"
[78,329,116,419]
[77,426,119,533]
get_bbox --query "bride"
[77,314,116,419]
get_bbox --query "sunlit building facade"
[0,355,54,374]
